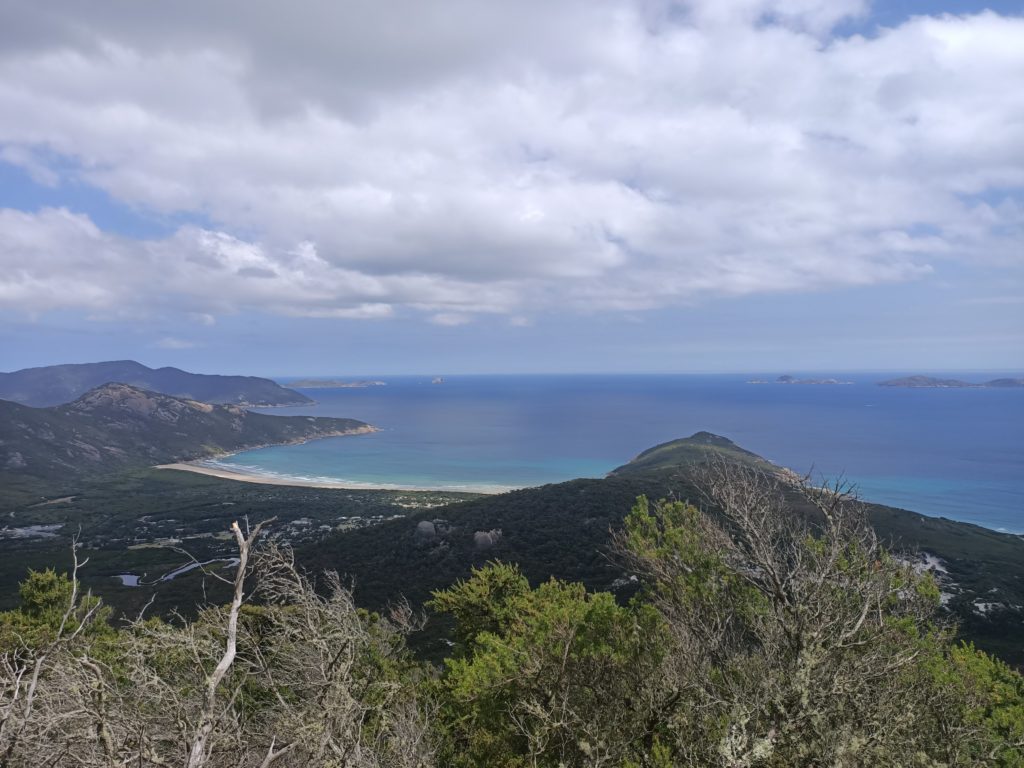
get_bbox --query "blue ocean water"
[209,374,1024,533]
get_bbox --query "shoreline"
[154,462,507,494]
[176,424,380,466]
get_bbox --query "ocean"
[205,374,1024,533]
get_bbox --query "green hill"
[609,430,774,475]
[0,360,313,407]
[301,432,1024,664]
[0,383,371,503]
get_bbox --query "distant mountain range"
[878,375,1024,388]
[0,383,372,494]
[0,360,313,407]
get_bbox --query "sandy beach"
[154,462,504,494]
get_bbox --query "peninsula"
[0,360,314,407]
[0,383,373,503]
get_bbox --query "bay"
[206,374,1024,533]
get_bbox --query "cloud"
[0,145,58,186]
[430,313,473,327]
[958,295,1024,306]
[155,337,199,349]
[0,2,1021,325]
[0,208,519,319]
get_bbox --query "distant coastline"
[145,374,1021,533]
[155,423,379,473]
[288,379,387,389]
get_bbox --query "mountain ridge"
[0,360,313,407]
[0,383,372,498]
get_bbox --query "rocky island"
[878,375,1024,388]
[747,375,852,385]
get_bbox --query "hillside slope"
[0,360,313,407]
[0,384,372,495]
[609,430,774,475]
[303,432,1024,664]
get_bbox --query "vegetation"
[0,383,370,501]
[430,563,667,766]
[302,435,1024,666]
[0,468,476,621]
[0,532,430,767]
[0,462,1021,766]
[1,433,1021,668]
[0,359,313,407]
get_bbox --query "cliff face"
[0,383,372,483]
[0,360,314,407]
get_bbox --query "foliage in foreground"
[0,528,432,768]
[0,463,1022,767]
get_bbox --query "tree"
[613,459,1022,766]
[430,563,669,767]
[0,524,435,767]
[0,544,110,767]
[927,642,1024,766]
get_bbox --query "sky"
[0,0,1022,375]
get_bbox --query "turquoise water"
[208,374,1024,533]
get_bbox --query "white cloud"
[0,208,527,320]
[430,313,473,327]
[0,2,1021,325]
[155,337,199,349]
[958,295,1024,306]
[0,145,58,186]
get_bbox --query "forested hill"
[1,431,1020,764]
[0,360,313,407]
[0,383,372,500]
[302,432,1024,665]
[609,430,774,475]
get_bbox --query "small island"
[289,379,387,389]
[878,376,1024,388]
[747,375,852,385]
